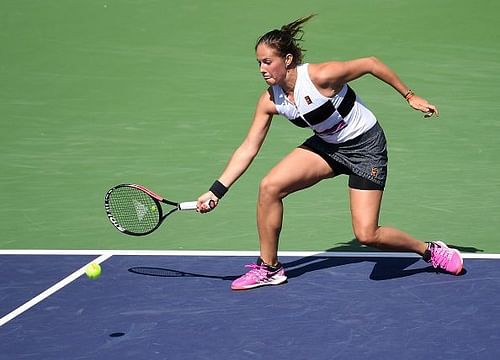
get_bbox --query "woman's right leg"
[231,147,335,290]
[257,147,334,265]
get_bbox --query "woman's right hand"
[196,192,219,213]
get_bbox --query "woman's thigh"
[261,147,335,197]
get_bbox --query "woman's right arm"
[197,89,276,211]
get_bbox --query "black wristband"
[209,180,228,199]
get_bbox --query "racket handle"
[178,200,214,211]
[178,201,197,210]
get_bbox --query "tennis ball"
[85,263,102,280]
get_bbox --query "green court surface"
[1,0,499,252]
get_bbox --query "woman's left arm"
[313,57,439,117]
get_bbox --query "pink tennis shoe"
[427,241,463,275]
[231,261,287,290]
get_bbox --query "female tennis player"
[197,15,463,290]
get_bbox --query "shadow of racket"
[128,266,238,281]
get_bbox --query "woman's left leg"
[349,188,428,255]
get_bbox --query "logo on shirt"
[304,95,313,105]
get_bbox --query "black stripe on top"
[290,86,356,128]
[289,117,309,128]
[337,85,356,118]
[303,100,336,125]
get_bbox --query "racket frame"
[104,183,197,236]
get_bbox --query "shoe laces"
[431,245,453,268]
[241,263,269,280]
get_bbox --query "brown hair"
[255,15,315,67]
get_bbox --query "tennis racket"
[104,183,212,236]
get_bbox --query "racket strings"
[107,187,161,234]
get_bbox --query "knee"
[353,226,379,247]
[259,175,287,201]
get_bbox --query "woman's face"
[255,43,288,86]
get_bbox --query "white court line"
[0,249,499,259]
[0,254,112,328]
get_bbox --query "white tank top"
[272,63,377,143]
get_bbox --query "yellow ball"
[85,262,102,280]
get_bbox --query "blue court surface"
[1,251,499,360]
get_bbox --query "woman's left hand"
[407,95,439,118]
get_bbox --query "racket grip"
[178,200,214,211]
[178,201,198,211]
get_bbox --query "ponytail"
[255,14,316,66]
[280,14,315,41]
